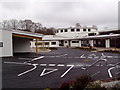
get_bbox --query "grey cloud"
[0,1,118,29]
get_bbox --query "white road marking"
[57,64,65,67]
[96,64,103,66]
[80,54,86,58]
[32,56,44,61]
[40,64,47,66]
[48,64,56,66]
[4,62,32,65]
[114,56,119,58]
[18,64,38,77]
[40,68,58,76]
[108,67,115,78]
[116,72,120,74]
[81,67,86,70]
[91,71,100,77]
[107,56,114,58]
[89,54,96,57]
[74,57,79,58]
[91,51,97,52]
[55,56,60,58]
[76,65,84,67]
[61,65,74,78]
[88,57,92,58]
[47,54,68,58]
[107,64,114,67]
[94,57,99,58]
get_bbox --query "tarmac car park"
[2,47,120,88]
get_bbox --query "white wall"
[13,37,31,53]
[31,40,60,48]
[0,30,13,57]
[55,28,97,38]
[70,40,79,47]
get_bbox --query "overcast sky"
[0,0,119,30]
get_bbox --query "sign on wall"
[0,42,3,47]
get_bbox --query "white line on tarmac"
[31,56,44,61]
[18,64,38,77]
[40,64,47,66]
[48,64,56,66]
[61,65,74,78]
[57,64,65,67]
[76,65,84,67]
[40,68,58,77]
[94,57,99,58]
[116,72,120,74]
[91,51,97,52]
[4,62,32,65]
[107,56,114,58]
[88,57,92,58]
[114,56,119,58]
[108,67,115,78]
[80,54,86,58]
[74,57,79,58]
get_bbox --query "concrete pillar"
[79,40,82,47]
[105,39,110,48]
[89,40,94,47]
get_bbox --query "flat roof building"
[0,29,43,57]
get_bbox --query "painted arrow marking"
[40,68,58,77]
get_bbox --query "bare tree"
[75,23,81,27]
[9,19,19,30]
[19,20,26,30]
[2,20,8,29]
[92,25,97,29]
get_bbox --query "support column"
[36,39,38,56]
[105,39,110,48]
[79,40,82,47]
[89,40,94,47]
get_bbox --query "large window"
[88,29,91,32]
[76,29,80,32]
[65,29,68,32]
[0,42,3,47]
[51,42,56,45]
[83,29,86,32]
[72,41,79,43]
[71,29,75,32]
[61,30,63,32]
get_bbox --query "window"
[51,42,56,45]
[71,29,74,32]
[45,42,49,45]
[35,42,42,45]
[56,30,59,33]
[83,29,86,31]
[76,29,80,31]
[61,30,63,32]
[65,29,68,32]
[0,42,3,47]
[88,29,91,32]
[72,41,79,43]
[65,41,67,43]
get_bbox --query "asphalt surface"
[2,47,120,88]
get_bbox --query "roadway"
[2,47,120,88]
